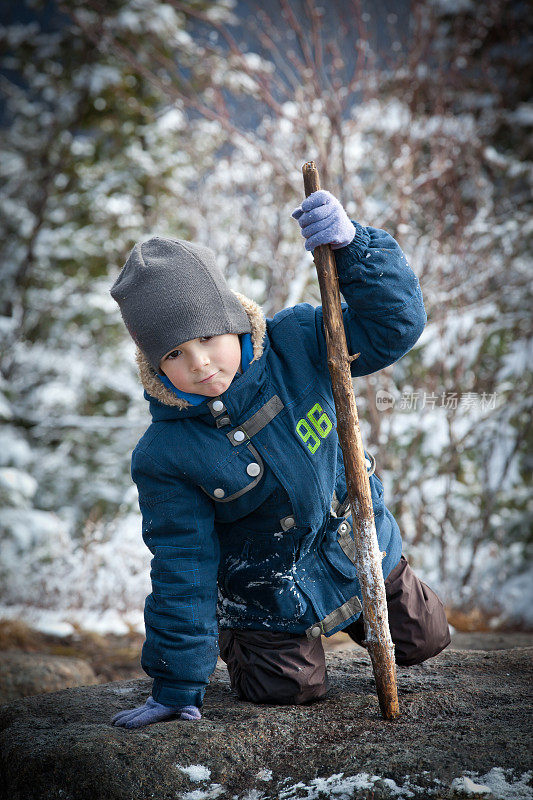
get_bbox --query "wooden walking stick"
[302,161,400,720]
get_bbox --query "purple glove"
[111,695,201,729]
[292,189,356,251]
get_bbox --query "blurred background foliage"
[0,0,531,632]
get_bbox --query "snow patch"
[277,772,390,799]
[453,768,533,800]
[452,776,492,795]
[225,770,533,799]
[177,765,211,782]
[180,785,225,800]
[0,605,145,637]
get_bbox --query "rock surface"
[0,650,98,703]
[0,646,531,800]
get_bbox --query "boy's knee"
[394,598,452,666]
[344,555,452,667]
[219,629,329,705]
[395,625,451,666]
[236,670,328,705]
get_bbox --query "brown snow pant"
[218,555,451,705]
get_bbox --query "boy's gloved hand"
[111,695,201,729]
[291,190,356,251]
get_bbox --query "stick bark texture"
[302,161,400,720]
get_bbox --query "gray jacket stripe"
[305,595,363,639]
[226,394,285,445]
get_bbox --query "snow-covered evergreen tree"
[0,0,233,627]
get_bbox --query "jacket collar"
[136,291,268,419]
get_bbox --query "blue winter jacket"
[131,223,426,708]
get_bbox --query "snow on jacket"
[131,223,427,708]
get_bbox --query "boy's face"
[159,333,242,397]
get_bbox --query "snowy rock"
[0,648,531,799]
[0,651,98,703]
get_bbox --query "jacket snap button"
[246,462,260,476]
[214,488,225,498]
[233,430,245,442]
[339,522,348,533]
[284,516,295,528]
[310,625,322,638]
[212,400,224,412]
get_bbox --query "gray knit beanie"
[110,236,252,373]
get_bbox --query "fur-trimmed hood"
[135,291,267,409]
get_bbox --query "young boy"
[110,190,450,729]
